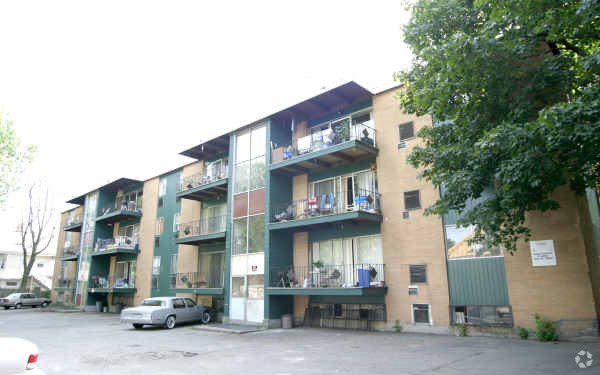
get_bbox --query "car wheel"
[3,306,8,310]
[165,315,176,329]
[41,302,48,308]
[133,324,143,329]
[201,311,211,324]
[15,303,22,309]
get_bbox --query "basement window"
[404,190,421,210]
[412,304,431,324]
[451,305,513,327]
[409,265,427,283]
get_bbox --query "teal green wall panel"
[309,223,381,242]
[447,257,510,306]
[308,158,376,182]
[308,99,372,128]
[202,196,227,209]
[222,133,235,316]
[152,169,182,297]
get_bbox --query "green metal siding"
[308,223,381,242]
[152,169,182,297]
[447,257,510,306]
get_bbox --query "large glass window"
[247,275,264,299]
[231,277,245,298]
[248,215,265,253]
[445,225,502,259]
[234,124,266,194]
[198,252,224,288]
[115,261,135,288]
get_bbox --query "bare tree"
[17,183,55,289]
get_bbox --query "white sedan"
[0,338,45,374]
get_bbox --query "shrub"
[534,313,558,342]
[458,323,468,337]
[393,320,403,333]
[517,326,529,339]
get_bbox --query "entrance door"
[230,276,246,321]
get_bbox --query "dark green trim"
[175,178,228,200]
[59,254,79,262]
[266,287,387,297]
[63,222,83,232]
[88,288,137,294]
[95,210,142,224]
[268,211,382,232]
[222,133,236,317]
[91,248,140,257]
[269,140,377,172]
[173,288,224,295]
[175,232,226,245]
[310,294,386,304]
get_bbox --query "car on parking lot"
[120,296,211,329]
[0,337,45,374]
[1,293,51,310]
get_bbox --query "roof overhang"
[179,134,230,160]
[66,177,142,205]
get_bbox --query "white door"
[230,276,246,321]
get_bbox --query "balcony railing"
[271,188,382,223]
[89,275,135,289]
[94,236,138,252]
[178,216,226,238]
[269,264,385,289]
[56,278,75,288]
[65,215,82,227]
[98,197,142,217]
[175,269,224,289]
[271,121,376,164]
[61,246,79,258]
[177,166,229,193]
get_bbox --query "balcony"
[55,278,76,290]
[59,247,79,262]
[88,275,136,294]
[270,121,377,176]
[269,188,382,231]
[63,215,83,232]
[92,236,139,257]
[175,216,226,245]
[176,166,228,201]
[96,198,142,224]
[267,264,386,296]
[173,270,224,295]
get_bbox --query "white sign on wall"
[530,240,557,267]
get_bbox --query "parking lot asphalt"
[1,308,598,375]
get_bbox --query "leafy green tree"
[397,0,600,253]
[0,112,37,208]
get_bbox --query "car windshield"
[141,300,164,307]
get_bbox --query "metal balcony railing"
[98,197,142,217]
[56,278,75,288]
[65,215,82,227]
[271,188,382,223]
[89,275,135,289]
[271,121,376,164]
[94,236,138,252]
[175,269,224,289]
[269,264,385,288]
[61,247,79,258]
[177,165,229,193]
[178,216,226,238]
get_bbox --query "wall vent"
[402,211,410,219]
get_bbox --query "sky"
[0,0,413,254]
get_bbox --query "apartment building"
[51,81,600,336]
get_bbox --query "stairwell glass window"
[445,225,503,259]
[234,125,266,194]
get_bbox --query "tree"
[17,183,55,289]
[0,112,37,208]
[397,0,600,253]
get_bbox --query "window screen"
[409,265,427,283]
[404,190,421,210]
[399,122,415,141]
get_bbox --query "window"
[231,277,245,297]
[412,304,431,324]
[409,265,427,283]
[173,212,180,233]
[152,256,161,288]
[452,305,513,326]
[155,217,164,236]
[169,254,178,289]
[6,281,17,287]
[64,231,72,248]
[37,263,44,268]
[184,298,196,307]
[118,223,140,242]
[247,275,264,299]
[158,178,167,207]
[404,190,421,210]
[173,298,185,309]
[445,225,502,259]
[115,261,135,288]
[234,125,266,194]
[399,121,415,141]
[198,252,224,288]
[154,237,160,248]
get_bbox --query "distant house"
[0,250,56,290]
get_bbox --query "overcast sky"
[0,0,413,253]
